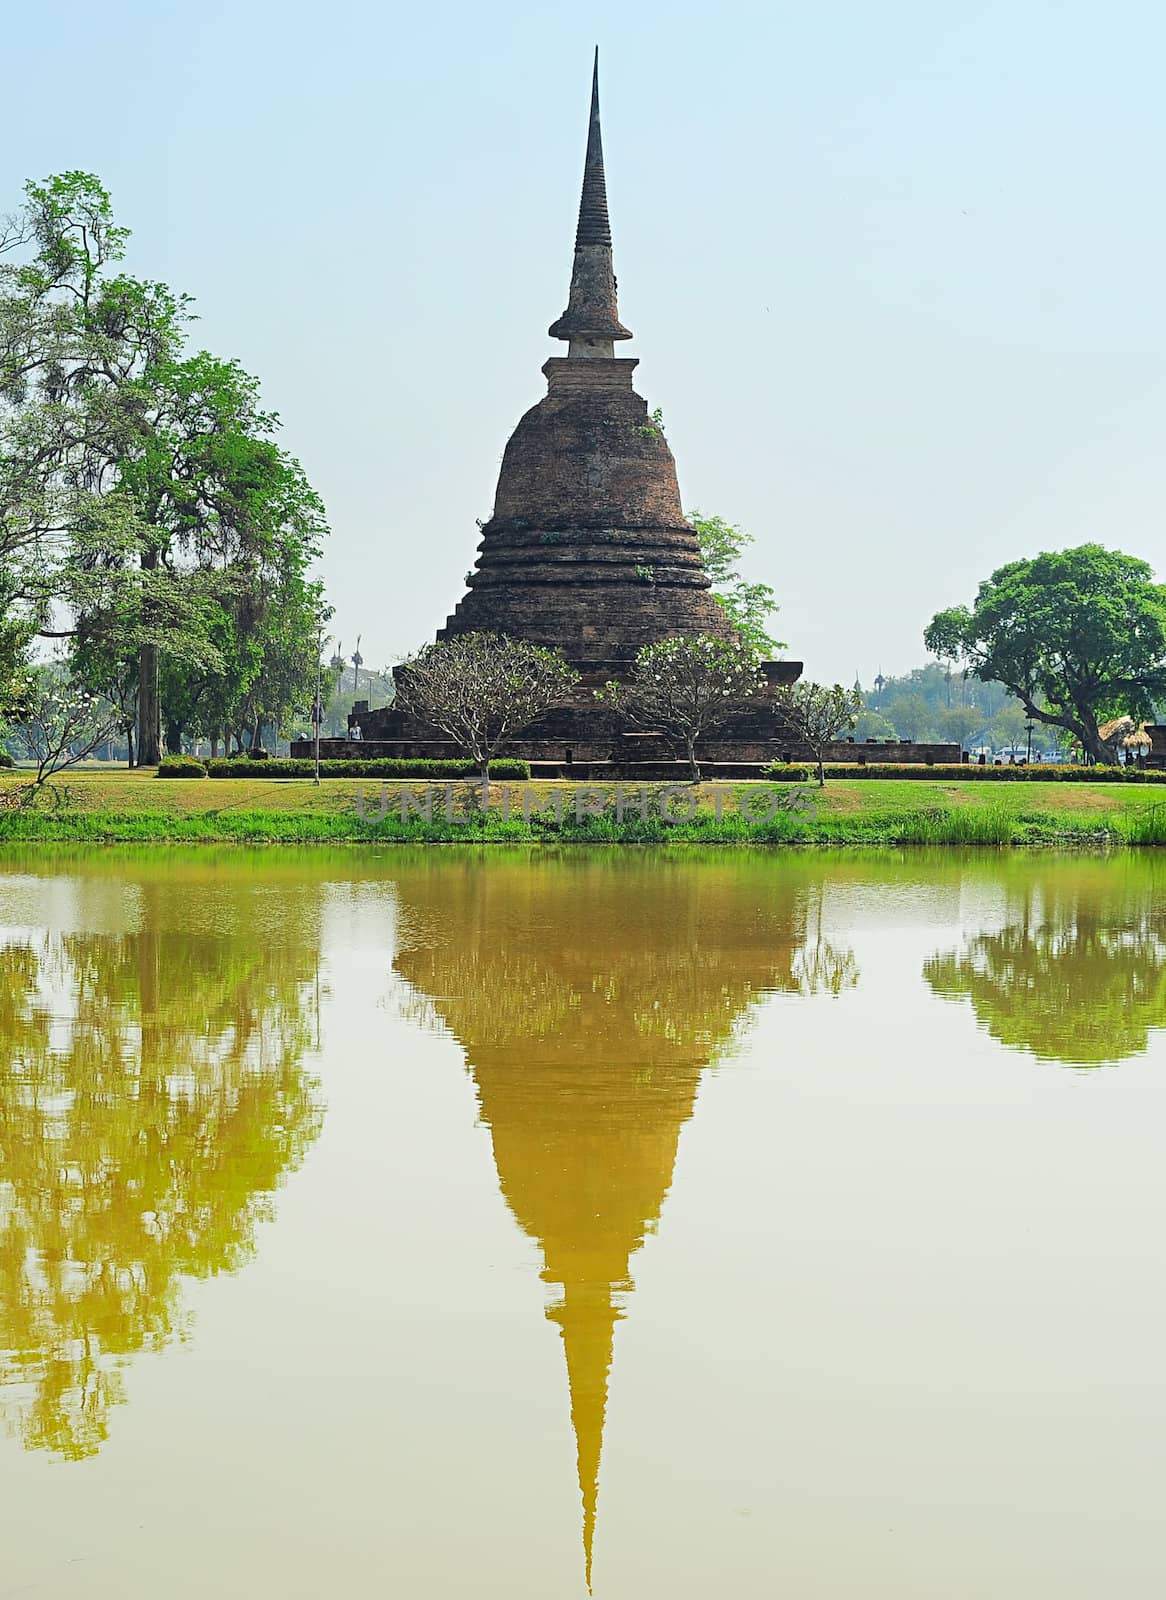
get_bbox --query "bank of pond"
[3,770,1166,845]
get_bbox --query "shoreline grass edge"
[4,774,1166,846]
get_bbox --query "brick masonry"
[294,61,951,773]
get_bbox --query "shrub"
[761,761,1166,784]
[205,757,532,779]
[0,749,13,768]
[759,764,812,782]
[157,754,209,778]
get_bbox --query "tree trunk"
[816,752,825,786]
[137,643,162,765]
[686,735,701,783]
[210,735,219,760]
[126,725,135,769]
[137,544,163,765]
[1078,717,1109,766]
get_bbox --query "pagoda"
[320,52,807,771]
[433,50,738,677]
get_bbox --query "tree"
[691,512,785,656]
[883,691,936,743]
[0,172,329,763]
[1,174,191,718]
[937,705,985,750]
[854,709,897,743]
[319,669,395,738]
[774,681,863,785]
[232,565,327,753]
[926,545,1166,765]
[395,631,578,790]
[12,664,120,786]
[601,634,761,781]
[986,701,1027,755]
[117,352,327,762]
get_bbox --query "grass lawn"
[2,767,1165,845]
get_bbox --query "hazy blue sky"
[6,0,1165,681]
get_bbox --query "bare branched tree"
[601,634,761,782]
[774,681,863,785]
[395,632,578,794]
[14,667,121,787]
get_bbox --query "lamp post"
[351,635,363,696]
[1025,716,1034,765]
[314,622,326,786]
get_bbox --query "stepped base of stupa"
[290,663,961,772]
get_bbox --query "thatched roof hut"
[1097,716,1152,750]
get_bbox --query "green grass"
[0,769,1160,846]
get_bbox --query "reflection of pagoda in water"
[393,855,853,1587]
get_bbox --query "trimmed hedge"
[158,754,208,777]
[762,761,1166,783]
[204,757,532,779]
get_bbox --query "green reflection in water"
[0,856,323,1459]
[392,852,856,1588]
[925,854,1166,1064]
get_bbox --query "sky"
[6,0,1166,683]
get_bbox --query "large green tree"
[926,545,1166,765]
[0,172,328,763]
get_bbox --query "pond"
[1,848,1164,1597]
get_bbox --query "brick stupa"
[434,51,739,679]
[320,53,810,772]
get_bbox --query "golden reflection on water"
[925,856,1166,1064]
[0,863,322,1458]
[392,853,856,1588]
[4,848,1166,1593]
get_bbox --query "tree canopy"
[601,633,761,781]
[1,171,329,764]
[773,681,862,784]
[396,631,578,787]
[925,545,1166,764]
[691,513,784,657]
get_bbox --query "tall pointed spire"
[548,48,633,354]
[575,48,612,247]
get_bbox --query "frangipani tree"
[396,631,579,790]
[602,634,761,782]
[774,681,863,785]
[13,665,121,786]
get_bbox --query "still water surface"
[1,848,1165,1597]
